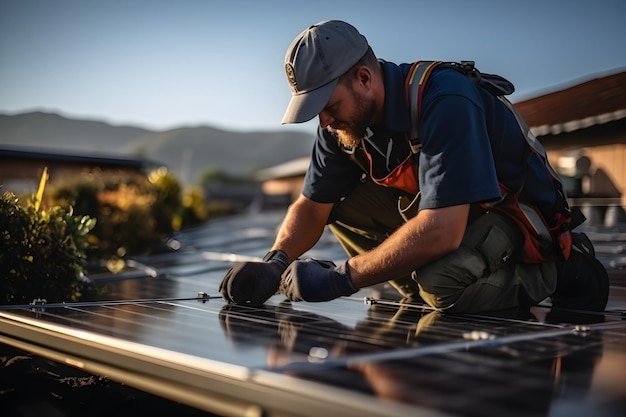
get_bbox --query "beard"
[329,90,377,149]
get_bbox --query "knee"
[414,272,465,311]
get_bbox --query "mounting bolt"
[573,325,591,335]
[364,297,377,305]
[29,298,47,312]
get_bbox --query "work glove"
[279,258,358,302]
[219,250,290,305]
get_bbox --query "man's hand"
[219,250,289,305]
[279,258,358,302]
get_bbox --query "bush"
[177,185,209,229]
[0,191,97,304]
[0,167,211,304]
[45,168,208,259]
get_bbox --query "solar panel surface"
[1,210,625,416]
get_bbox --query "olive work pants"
[327,179,557,313]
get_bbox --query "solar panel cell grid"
[1,210,625,416]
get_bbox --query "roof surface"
[1,210,625,416]
[515,70,626,136]
[0,145,162,169]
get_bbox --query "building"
[517,70,625,148]
[255,156,310,203]
[515,70,626,224]
[0,146,163,194]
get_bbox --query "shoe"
[551,232,609,311]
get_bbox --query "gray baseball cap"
[281,20,369,124]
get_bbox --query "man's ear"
[354,66,373,90]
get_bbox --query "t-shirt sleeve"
[417,71,502,210]
[302,127,363,204]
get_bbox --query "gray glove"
[279,258,357,302]
[219,250,289,305]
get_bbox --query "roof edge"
[530,109,626,137]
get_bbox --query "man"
[219,20,599,313]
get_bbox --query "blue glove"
[279,258,358,302]
[219,250,289,305]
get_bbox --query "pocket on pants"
[475,224,516,274]
[414,245,489,309]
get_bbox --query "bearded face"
[328,88,377,149]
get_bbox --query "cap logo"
[285,63,297,88]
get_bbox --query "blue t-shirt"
[302,61,559,224]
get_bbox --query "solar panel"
[1,211,625,417]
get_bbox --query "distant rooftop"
[255,156,310,181]
[0,145,163,170]
[515,70,626,136]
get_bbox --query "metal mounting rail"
[0,293,221,310]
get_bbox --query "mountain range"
[0,112,315,183]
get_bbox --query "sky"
[1,0,625,134]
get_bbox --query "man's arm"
[271,194,334,262]
[347,204,469,288]
[279,203,470,302]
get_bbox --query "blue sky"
[1,0,625,133]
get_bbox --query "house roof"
[514,70,626,136]
[0,145,163,170]
[1,211,625,417]
[255,156,310,181]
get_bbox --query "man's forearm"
[271,195,334,262]
[347,205,469,288]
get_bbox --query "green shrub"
[0,167,212,303]
[45,168,208,260]
[177,185,209,229]
[148,167,183,235]
[0,191,97,304]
